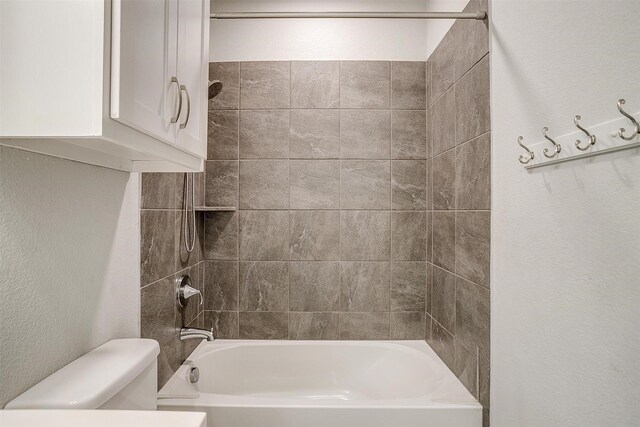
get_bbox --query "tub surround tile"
[204,161,238,207]
[426,262,433,314]
[239,211,289,260]
[340,261,390,312]
[140,210,175,285]
[340,211,391,261]
[431,88,456,156]
[141,173,175,209]
[207,110,239,160]
[391,160,427,210]
[391,62,426,110]
[432,149,456,210]
[239,261,289,311]
[340,61,390,109]
[339,312,390,340]
[176,172,204,211]
[391,110,427,159]
[454,340,478,398]
[455,211,490,287]
[289,210,340,261]
[456,133,491,210]
[424,314,432,341]
[456,275,490,358]
[455,56,490,145]
[431,266,456,333]
[391,262,426,312]
[289,160,340,209]
[289,312,339,340]
[391,211,426,261]
[239,110,289,158]
[240,61,290,109]
[209,62,240,110]
[141,276,176,345]
[340,161,391,210]
[432,212,456,272]
[239,160,289,209]
[239,312,289,339]
[204,211,238,260]
[453,0,489,81]
[289,262,340,311]
[340,110,391,159]
[175,210,203,270]
[428,319,455,370]
[429,31,456,102]
[390,312,426,339]
[204,261,238,311]
[291,61,340,108]
[203,310,239,339]
[426,108,433,158]
[479,354,490,409]
[290,109,340,159]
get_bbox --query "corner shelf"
[194,206,237,212]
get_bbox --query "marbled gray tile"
[427,318,455,370]
[426,262,433,314]
[290,109,340,159]
[392,160,426,210]
[454,0,489,80]
[239,210,289,260]
[426,59,432,108]
[456,275,490,358]
[426,159,433,210]
[455,211,490,287]
[140,210,175,286]
[239,160,288,209]
[141,173,175,209]
[432,212,455,272]
[391,110,427,159]
[455,56,490,145]
[239,312,288,339]
[340,211,391,261]
[391,262,426,312]
[479,354,490,408]
[289,210,340,261]
[204,211,237,260]
[391,62,426,109]
[203,260,238,311]
[390,312,425,339]
[433,149,456,210]
[141,276,176,344]
[432,266,456,333]
[203,311,238,339]
[425,313,432,341]
[426,211,433,263]
[456,133,491,210]
[289,312,339,340]
[208,110,238,160]
[426,107,433,158]
[290,160,340,209]
[240,61,290,109]
[239,110,289,158]
[291,61,340,108]
[289,262,340,311]
[340,110,391,159]
[175,210,203,270]
[339,312,390,340]
[204,161,238,207]
[340,61,390,109]
[340,261,390,312]
[239,261,289,311]
[454,340,478,398]
[209,62,239,110]
[392,211,426,261]
[176,172,204,210]
[340,161,390,210]
[429,30,455,102]
[431,87,456,156]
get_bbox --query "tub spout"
[180,327,215,342]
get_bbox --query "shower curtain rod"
[209,11,487,20]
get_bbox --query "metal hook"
[517,136,534,164]
[542,127,561,159]
[617,99,639,141]
[574,115,596,151]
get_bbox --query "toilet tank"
[5,339,160,410]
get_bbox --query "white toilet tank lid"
[5,339,160,410]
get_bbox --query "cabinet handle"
[170,77,182,124]
[179,85,191,130]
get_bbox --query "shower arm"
[210,11,487,20]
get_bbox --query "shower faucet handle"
[176,274,203,307]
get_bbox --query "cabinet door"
[110,0,179,145]
[174,0,207,157]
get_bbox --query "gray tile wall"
[204,59,428,344]
[425,1,490,425]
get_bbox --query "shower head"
[208,80,223,99]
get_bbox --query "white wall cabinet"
[0,0,209,172]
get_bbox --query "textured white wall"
[490,1,640,426]
[210,0,466,61]
[0,147,140,407]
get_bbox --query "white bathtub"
[157,340,482,427]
